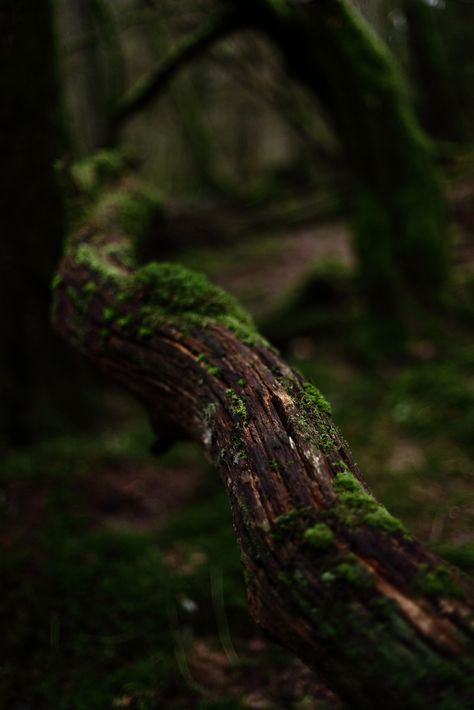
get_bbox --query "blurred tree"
[108,0,449,341]
[402,0,467,142]
[235,0,448,339]
[0,0,93,447]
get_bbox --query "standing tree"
[0,0,67,446]
[236,0,448,336]
[108,0,449,340]
[0,0,100,447]
[403,0,467,142]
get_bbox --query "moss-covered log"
[52,183,474,708]
[231,0,448,333]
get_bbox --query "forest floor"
[1,176,474,709]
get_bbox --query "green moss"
[277,571,292,587]
[317,554,374,590]
[333,471,408,536]
[332,558,374,590]
[334,469,360,493]
[138,326,153,339]
[302,382,332,416]
[197,353,222,379]
[51,274,62,290]
[319,432,335,454]
[65,285,88,317]
[285,378,337,454]
[92,182,162,242]
[320,570,336,584]
[267,0,290,16]
[272,508,311,541]
[204,402,218,428]
[303,523,335,551]
[117,315,131,329]
[102,307,115,323]
[130,262,267,347]
[75,243,127,284]
[71,149,131,196]
[415,564,464,600]
[134,263,247,319]
[226,389,249,425]
[238,378,246,387]
[83,281,96,296]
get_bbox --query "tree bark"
[52,181,474,709]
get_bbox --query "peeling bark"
[51,183,474,708]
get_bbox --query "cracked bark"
[51,183,474,709]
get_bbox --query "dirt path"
[195,220,353,317]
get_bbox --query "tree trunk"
[403,0,466,142]
[104,0,449,337]
[234,0,449,335]
[0,0,91,446]
[52,181,474,709]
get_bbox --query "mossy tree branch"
[52,181,474,708]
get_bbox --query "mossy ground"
[0,421,339,709]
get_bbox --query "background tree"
[403,0,468,143]
[106,0,449,343]
[0,0,90,446]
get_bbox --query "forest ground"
[1,167,474,709]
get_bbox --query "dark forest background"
[1,0,474,707]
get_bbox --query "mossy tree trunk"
[403,0,467,142]
[230,0,448,336]
[104,0,448,337]
[52,181,474,709]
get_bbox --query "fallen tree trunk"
[52,181,474,708]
